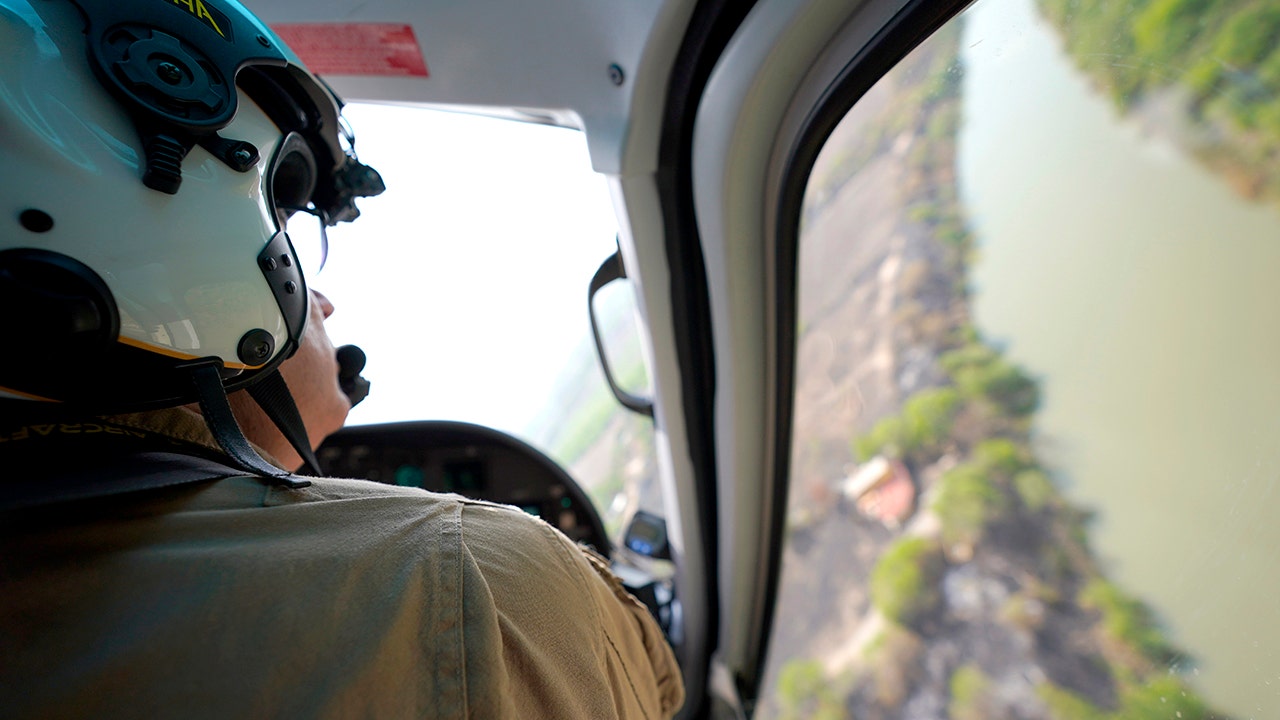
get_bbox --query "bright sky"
[315,104,620,437]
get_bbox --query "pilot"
[0,0,684,717]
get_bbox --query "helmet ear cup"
[0,245,120,379]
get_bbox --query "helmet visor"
[282,207,329,278]
[268,130,328,278]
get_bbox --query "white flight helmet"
[0,0,382,413]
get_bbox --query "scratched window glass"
[762,0,1280,717]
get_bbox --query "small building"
[839,456,916,529]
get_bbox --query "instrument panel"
[316,420,611,558]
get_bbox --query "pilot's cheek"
[281,290,350,447]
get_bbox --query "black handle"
[588,251,654,418]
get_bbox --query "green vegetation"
[1039,0,1280,203]
[940,342,1040,418]
[1039,0,1278,109]
[1038,677,1213,720]
[971,437,1032,480]
[1131,0,1218,66]
[1079,578,1176,667]
[1038,683,1108,720]
[853,386,961,462]
[948,664,996,720]
[1013,468,1058,511]
[853,416,905,463]
[919,434,1047,552]
[863,623,924,708]
[903,388,962,453]
[1117,676,1211,719]
[870,536,945,628]
[934,462,1009,549]
[774,660,849,720]
[853,339,1040,465]
[849,333,1047,557]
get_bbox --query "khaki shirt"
[0,409,684,718]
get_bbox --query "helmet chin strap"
[188,364,311,487]
[251,345,371,475]
[191,345,371,481]
[246,369,324,476]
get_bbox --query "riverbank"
[767,9,1229,719]
[1037,0,1280,206]
[958,0,1280,713]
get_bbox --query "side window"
[320,106,658,541]
[766,0,1280,718]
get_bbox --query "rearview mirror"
[588,249,654,418]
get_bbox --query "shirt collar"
[104,407,288,470]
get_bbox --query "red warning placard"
[270,24,429,78]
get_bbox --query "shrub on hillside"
[934,463,1009,550]
[871,536,945,628]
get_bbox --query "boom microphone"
[336,344,371,407]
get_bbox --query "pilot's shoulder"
[454,498,591,586]
[266,479,683,717]
[456,500,686,718]
[267,475,463,506]
[266,478,581,559]
[451,500,622,652]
